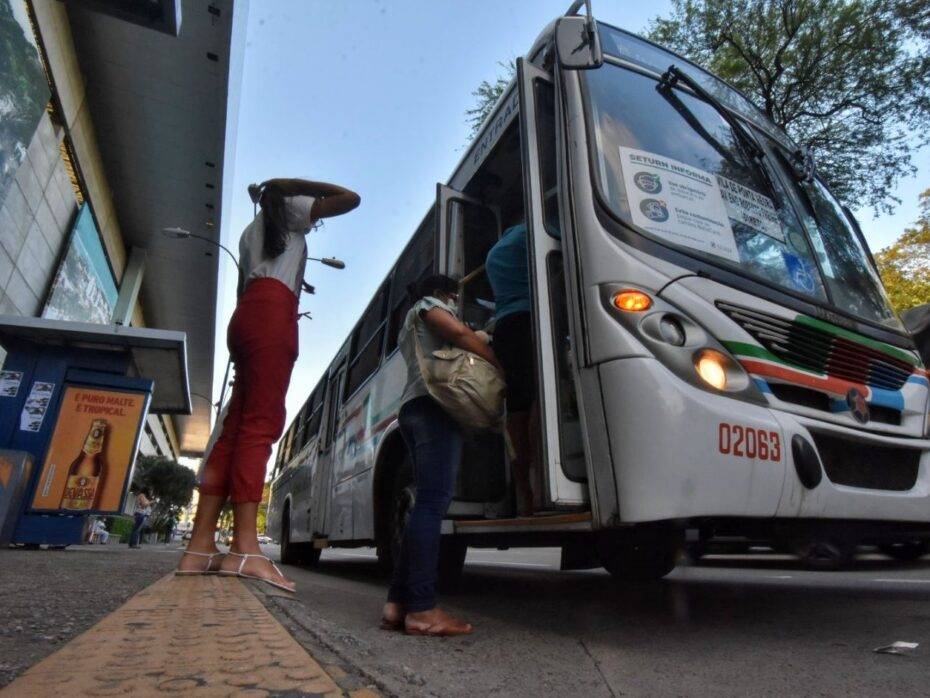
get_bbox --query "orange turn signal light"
[613,290,653,312]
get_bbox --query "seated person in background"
[91,518,109,544]
[485,220,537,516]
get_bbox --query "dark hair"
[408,274,459,302]
[258,185,290,259]
[251,180,315,259]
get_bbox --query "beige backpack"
[412,324,506,431]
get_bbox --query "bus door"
[436,185,512,510]
[517,57,587,507]
[312,361,347,540]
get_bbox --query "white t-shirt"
[238,195,316,297]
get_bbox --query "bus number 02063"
[718,423,781,462]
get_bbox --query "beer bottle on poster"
[60,419,109,510]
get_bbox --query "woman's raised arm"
[261,178,360,219]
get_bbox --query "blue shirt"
[486,223,531,321]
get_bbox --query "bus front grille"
[718,302,916,391]
[811,432,920,491]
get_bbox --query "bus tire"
[596,526,680,582]
[377,454,414,575]
[280,504,320,567]
[378,454,467,588]
[879,540,929,562]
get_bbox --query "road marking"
[768,575,793,579]
[871,578,930,584]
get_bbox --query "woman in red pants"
[176,178,359,591]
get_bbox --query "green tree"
[465,59,516,140]
[256,483,271,535]
[132,455,196,536]
[647,0,930,214]
[876,189,930,313]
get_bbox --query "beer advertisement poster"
[31,386,150,513]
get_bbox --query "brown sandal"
[405,610,473,637]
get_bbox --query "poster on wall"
[42,203,119,324]
[31,385,150,514]
[0,0,50,207]
[19,380,54,432]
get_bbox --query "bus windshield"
[584,40,901,331]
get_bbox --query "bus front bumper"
[599,357,930,524]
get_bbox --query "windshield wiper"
[656,84,742,168]
[658,65,782,209]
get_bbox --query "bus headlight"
[694,350,728,390]
[693,348,751,393]
[599,282,765,404]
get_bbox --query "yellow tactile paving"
[2,574,368,697]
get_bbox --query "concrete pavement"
[0,545,379,696]
[260,546,930,697]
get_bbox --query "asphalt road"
[259,545,930,697]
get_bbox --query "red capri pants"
[200,278,298,503]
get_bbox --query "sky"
[214,0,929,448]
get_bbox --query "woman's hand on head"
[258,178,360,220]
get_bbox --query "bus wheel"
[281,506,321,567]
[596,526,680,582]
[377,455,414,575]
[879,540,929,562]
[379,454,467,589]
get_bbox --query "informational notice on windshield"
[716,175,784,243]
[619,147,739,262]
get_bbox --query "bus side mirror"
[555,16,603,70]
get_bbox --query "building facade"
[0,0,245,459]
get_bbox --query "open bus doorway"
[440,107,583,519]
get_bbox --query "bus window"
[535,78,584,481]
[534,78,561,238]
[304,377,326,443]
[385,209,436,354]
[345,281,390,397]
[322,365,345,451]
[458,203,499,329]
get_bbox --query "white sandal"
[219,552,295,593]
[175,550,225,576]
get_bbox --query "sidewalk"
[0,546,379,697]
[0,544,180,687]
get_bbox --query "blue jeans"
[129,513,148,547]
[388,396,462,613]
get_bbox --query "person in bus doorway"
[381,274,501,637]
[485,220,537,516]
[176,178,360,591]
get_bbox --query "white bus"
[266,3,930,579]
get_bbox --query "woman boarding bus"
[266,4,930,584]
